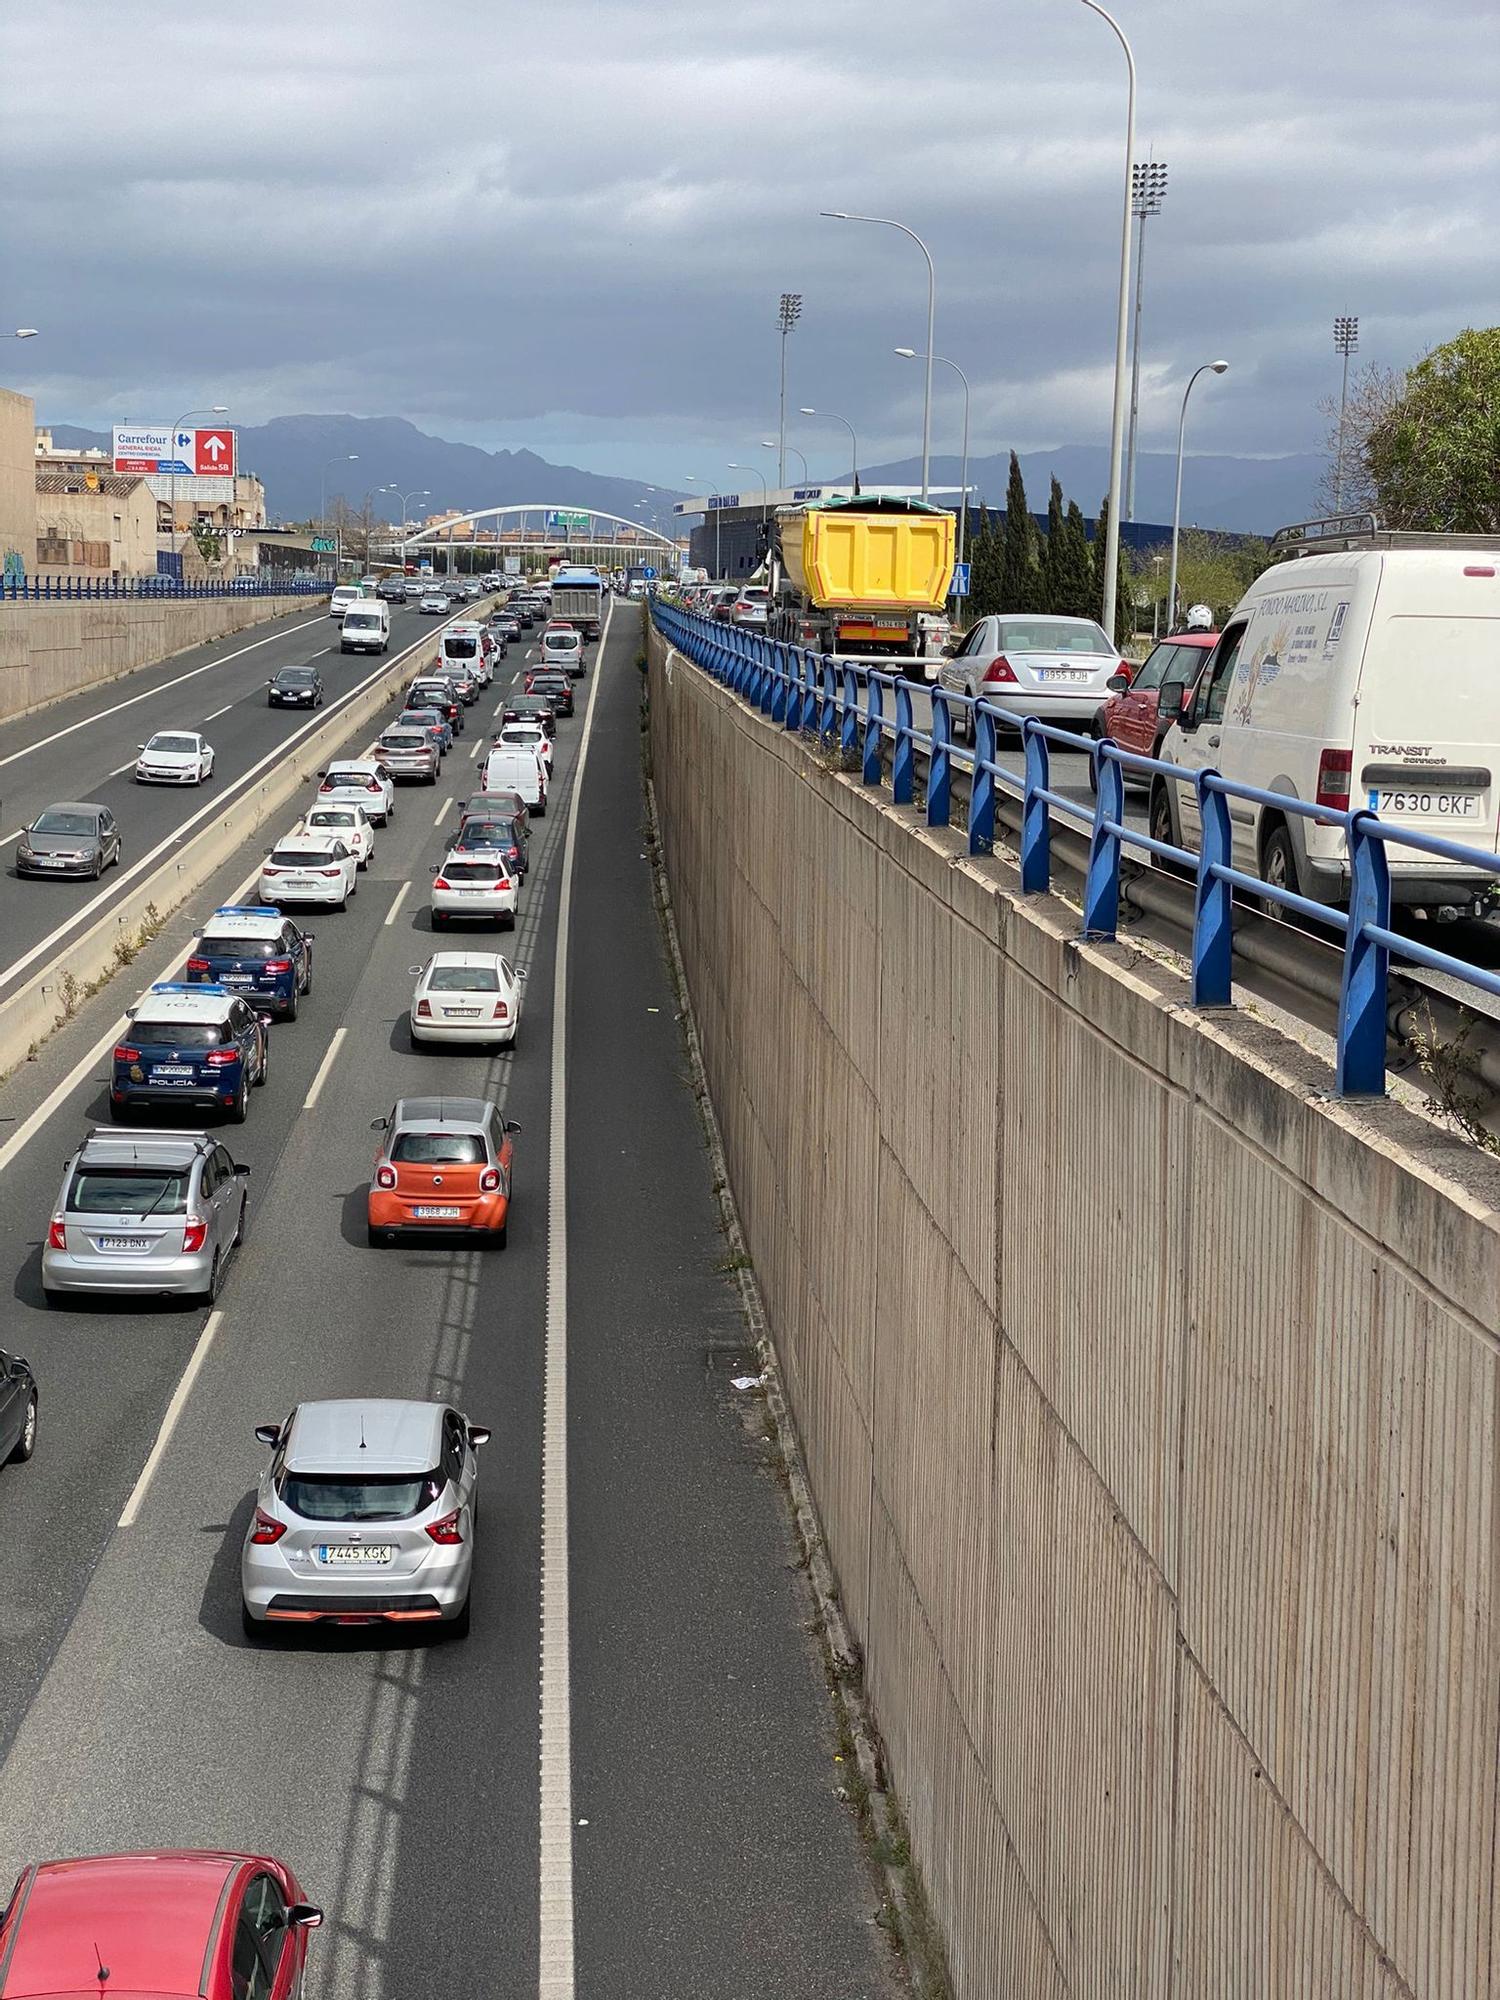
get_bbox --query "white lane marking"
[202,700,236,722]
[383,880,411,928]
[537,592,611,1999]
[107,759,136,777]
[0,623,447,1001]
[117,1310,224,1528]
[0,829,19,848]
[470,736,485,760]
[434,794,454,827]
[0,615,327,771]
[302,1024,347,1110]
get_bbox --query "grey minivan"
[42,1128,250,1305]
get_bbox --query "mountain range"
[49,415,1325,538]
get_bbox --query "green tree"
[1057,499,1095,617]
[1091,495,1132,647]
[1041,476,1067,613]
[1364,327,1500,531]
[966,507,1005,621]
[999,453,1042,612]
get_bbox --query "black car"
[377,578,408,602]
[0,1350,37,1471]
[16,802,122,879]
[507,601,536,628]
[528,672,574,716]
[268,665,324,708]
[454,813,529,876]
[406,680,465,732]
[502,697,556,731]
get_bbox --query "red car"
[1093,631,1218,785]
[0,1850,322,1999]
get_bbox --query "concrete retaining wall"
[647,631,1500,1999]
[0,594,325,726]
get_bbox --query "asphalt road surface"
[0,605,897,1998]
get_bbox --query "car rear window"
[543,633,579,648]
[391,1130,486,1163]
[996,619,1113,655]
[307,809,356,828]
[133,1019,228,1048]
[278,1472,440,1521]
[381,735,426,751]
[268,846,325,866]
[457,826,514,852]
[441,859,508,882]
[68,1167,190,1214]
[443,637,479,659]
[199,935,278,959]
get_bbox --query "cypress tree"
[1060,500,1094,617]
[966,508,1004,620]
[999,453,1041,613]
[1041,476,1067,613]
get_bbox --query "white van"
[1151,529,1500,917]
[481,744,547,815]
[340,601,391,655]
[329,585,364,622]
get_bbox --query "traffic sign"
[951,561,971,598]
[641,565,657,580]
[546,509,590,530]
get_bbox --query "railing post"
[770,645,788,725]
[1335,812,1392,1097]
[1083,744,1124,936]
[1191,777,1234,1007]
[820,658,836,740]
[863,675,884,785]
[968,706,996,854]
[892,679,915,806]
[1020,723,1051,892]
[928,693,952,827]
[840,667,859,756]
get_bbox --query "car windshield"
[68,1166,190,1214]
[277,670,317,685]
[427,964,501,992]
[345,612,380,626]
[199,935,278,959]
[133,1019,228,1048]
[996,619,1113,655]
[31,809,97,835]
[146,734,198,753]
[279,1471,440,1522]
[443,637,479,659]
[391,1130,486,1163]
[441,859,507,881]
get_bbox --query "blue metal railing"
[652,600,1500,1100]
[0,573,330,602]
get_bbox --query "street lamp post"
[168,404,228,558]
[1125,159,1168,520]
[1333,315,1359,511]
[319,453,358,573]
[895,347,970,577]
[1166,361,1229,634]
[799,408,859,493]
[821,211,935,499]
[777,293,802,487]
[1074,0,1136,643]
[384,487,430,569]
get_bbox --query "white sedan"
[258,831,360,910]
[297,802,376,869]
[409,951,523,1047]
[494,721,553,775]
[317,760,395,825]
[430,849,518,929]
[135,730,215,784]
[419,592,449,615]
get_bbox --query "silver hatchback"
[42,1129,249,1305]
[240,1398,490,1637]
[374,729,440,783]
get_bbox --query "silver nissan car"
[240,1398,489,1638]
[41,1129,250,1305]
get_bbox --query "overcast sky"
[2,0,1496,485]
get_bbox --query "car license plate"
[284,877,317,890]
[96,1235,149,1251]
[1376,789,1481,817]
[222,973,250,985]
[152,1065,194,1078]
[1040,668,1093,683]
[317,1544,394,1565]
[444,1007,482,1017]
[34,855,67,866]
[413,1204,461,1219]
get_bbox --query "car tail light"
[319,867,342,878]
[376,1163,397,1190]
[426,1509,463,1544]
[416,998,433,1017]
[1315,748,1353,808]
[47,1215,66,1250]
[250,1509,286,1544]
[114,1043,140,1062]
[205,1049,239,1068]
[433,876,451,891]
[186,956,210,973]
[365,780,380,791]
[262,865,282,877]
[182,1215,210,1252]
[1115,659,1134,684]
[265,958,292,975]
[491,1001,509,1021]
[479,1165,502,1192]
[981,656,1019,684]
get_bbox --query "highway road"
[0,606,896,1997]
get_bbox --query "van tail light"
[250,1509,286,1544]
[982,656,1018,684]
[375,1163,397,1189]
[182,1215,210,1253]
[205,1049,239,1069]
[426,1509,463,1545]
[491,1001,509,1021]
[186,956,210,974]
[264,958,292,975]
[1315,748,1353,808]
[479,1165,502,1192]
[114,1044,140,1062]
[47,1215,66,1250]
[416,998,433,1017]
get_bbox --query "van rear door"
[1353,557,1500,865]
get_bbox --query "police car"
[185,907,315,1020]
[111,983,270,1125]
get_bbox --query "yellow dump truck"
[771,496,955,674]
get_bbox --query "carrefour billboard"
[112,425,237,477]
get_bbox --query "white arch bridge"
[388,503,680,570]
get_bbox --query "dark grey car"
[0,1351,37,1470]
[16,802,122,879]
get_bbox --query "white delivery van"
[329,584,364,621]
[340,601,391,655]
[481,744,547,815]
[1151,525,1500,917]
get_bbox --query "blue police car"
[111,983,270,1124]
[186,906,314,1019]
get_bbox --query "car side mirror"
[467,1424,493,1447]
[284,1903,324,1931]
[504,1119,522,1133]
[136,743,146,751]
[257,1014,273,1029]
[234,1163,252,1178]
[369,1116,387,1131]
[254,1423,281,1447]
[1105,672,1130,694]
[1177,684,1198,727]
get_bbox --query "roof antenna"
[359,1411,366,1451]
[95,1944,110,1986]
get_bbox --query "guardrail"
[1,573,330,602]
[652,600,1500,1101]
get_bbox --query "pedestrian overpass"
[395,503,681,572]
